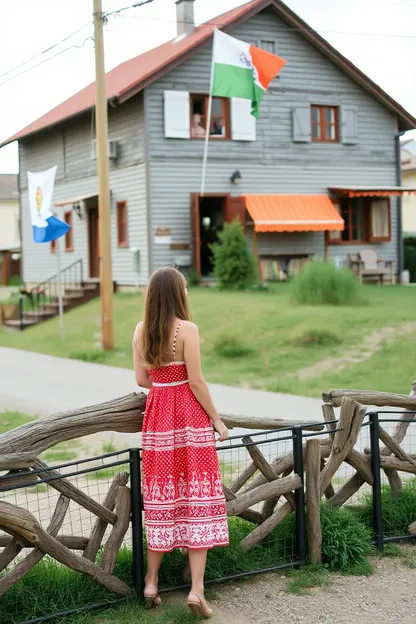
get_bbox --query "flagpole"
[200,29,217,197]
[55,236,65,342]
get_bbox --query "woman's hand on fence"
[213,419,229,442]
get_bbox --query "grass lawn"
[0,410,34,434]
[1,284,416,397]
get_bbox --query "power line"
[117,11,416,39]
[0,22,92,82]
[0,0,156,89]
[0,37,93,89]
[103,0,155,19]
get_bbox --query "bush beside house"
[404,236,416,282]
[211,221,256,290]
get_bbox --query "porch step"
[3,319,39,330]
[24,310,56,321]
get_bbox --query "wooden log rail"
[2,383,416,600]
[0,393,324,461]
[323,382,416,507]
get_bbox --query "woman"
[133,267,229,618]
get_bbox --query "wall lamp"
[230,170,242,185]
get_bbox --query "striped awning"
[243,194,344,233]
[329,186,416,197]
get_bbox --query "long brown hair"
[139,267,190,368]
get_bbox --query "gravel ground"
[166,557,416,624]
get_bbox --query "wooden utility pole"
[93,0,114,350]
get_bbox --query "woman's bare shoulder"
[132,321,143,344]
[181,320,199,335]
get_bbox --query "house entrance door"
[191,194,246,276]
[87,206,100,278]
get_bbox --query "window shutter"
[164,90,190,139]
[231,98,256,141]
[341,106,358,144]
[292,104,311,142]
[370,198,391,242]
[328,200,343,243]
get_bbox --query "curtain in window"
[328,200,342,241]
[371,199,389,240]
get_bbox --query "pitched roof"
[1,0,415,147]
[0,174,19,201]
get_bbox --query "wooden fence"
[1,383,416,598]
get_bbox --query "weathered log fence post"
[305,439,322,563]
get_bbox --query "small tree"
[211,220,256,290]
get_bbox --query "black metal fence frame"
[368,410,416,550]
[3,411,416,623]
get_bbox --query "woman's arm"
[183,323,228,441]
[132,324,153,390]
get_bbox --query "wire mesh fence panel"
[376,414,416,542]
[0,451,133,624]
[158,429,302,590]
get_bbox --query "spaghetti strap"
[172,321,183,361]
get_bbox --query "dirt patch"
[294,321,416,381]
[166,556,416,624]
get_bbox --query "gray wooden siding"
[19,94,148,285]
[20,94,145,189]
[146,7,399,270]
[149,160,397,270]
[20,163,148,285]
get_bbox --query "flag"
[211,29,287,118]
[28,166,70,243]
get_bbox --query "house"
[401,139,416,235]
[2,0,416,290]
[0,174,21,285]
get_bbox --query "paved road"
[0,346,323,448]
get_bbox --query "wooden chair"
[348,249,394,284]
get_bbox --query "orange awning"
[329,186,416,197]
[243,195,344,233]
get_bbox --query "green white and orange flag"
[211,29,287,118]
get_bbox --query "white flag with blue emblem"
[28,166,70,243]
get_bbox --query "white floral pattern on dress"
[141,349,229,552]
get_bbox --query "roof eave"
[3,0,416,145]
[267,0,416,131]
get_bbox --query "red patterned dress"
[141,323,229,552]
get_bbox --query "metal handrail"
[18,258,84,327]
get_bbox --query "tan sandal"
[187,592,213,619]
[144,584,162,608]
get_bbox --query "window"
[190,95,230,139]
[370,199,390,242]
[260,40,276,55]
[329,197,391,244]
[64,211,73,251]
[311,105,339,142]
[117,201,129,247]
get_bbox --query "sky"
[0,0,415,173]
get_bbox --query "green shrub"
[319,503,373,571]
[293,328,342,348]
[404,245,416,282]
[211,220,256,290]
[404,236,416,248]
[214,334,253,358]
[8,275,23,287]
[286,564,330,595]
[293,260,360,305]
[69,349,106,363]
[354,478,416,537]
[187,266,201,287]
